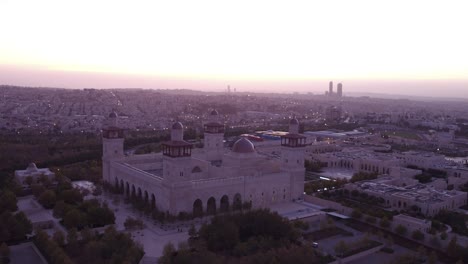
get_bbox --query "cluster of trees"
[34,230,73,264]
[320,189,394,220]
[446,236,468,263]
[197,209,299,254]
[408,165,447,184]
[334,236,381,258]
[0,190,32,243]
[52,160,102,183]
[57,198,115,230]
[0,131,102,174]
[33,176,114,230]
[159,209,333,263]
[0,242,10,264]
[0,211,32,243]
[434,210,468,236]
[349,172,378,183]
[0,191,18,212]
[36,226,144,264]
[73,226,144,264]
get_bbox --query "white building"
[15,163,55,187]
[102,111,306,216]
[345,177,467,216]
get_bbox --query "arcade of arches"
[114,177,246,216]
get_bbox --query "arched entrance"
[151,194,156,209]
[233,193,242,211]
[193,199,203,218]
[144,191,149,205]
[207,197,216,215]
[120,180,124,194]
[125,182,130,196]
[114,177,119,190]
[220,195,229,213]
[137,187,142,200]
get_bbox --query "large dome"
[232,138,255,153]
[210,109,219,116]
[172,122,183,130]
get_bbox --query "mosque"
[102,110,306,216]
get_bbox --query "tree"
[0,242,10,264]
[80,227,95,243]
[188,224,197,238]
[334,240,348,257]
[66,228,79,257]
[25,176,34,186]
[59,189,83,205]
[52,231,65,247]
[440,232,448,240]
[428,251,437,264]
[11,212,32,241]
[31,184,45,197]
[395,224,407,236]
[380,216,391,228]
[38,190,56,209]
[412,230,425,241]
[417,246,427,261]
[447,236,462,258]
[0,191,17,212]
[158,242,176,264]
[63,209,87,229]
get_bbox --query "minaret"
[281,118,306,201]
[102,111,124,183]
[162,122,193,181]
[203,109,225,161]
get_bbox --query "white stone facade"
[15,163,55,186]
[102,113,306,216]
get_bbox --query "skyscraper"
[337,83,343,97]
[329,81,333,95]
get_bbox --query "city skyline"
[1,0,467,98]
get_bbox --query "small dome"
[109,112,118,118]
[289,118,299,125]
[26,163,38,172]
[210,109,219,116]
[232,138,255,153]
[172,122,183,130]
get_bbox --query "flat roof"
[327,212,350,219]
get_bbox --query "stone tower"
[203,109,225,161]
[280,118,306,201]
[102,111,124,183]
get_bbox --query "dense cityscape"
[1,83,468,264]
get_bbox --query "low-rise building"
[14,163,55,187]
[345,177,467,216]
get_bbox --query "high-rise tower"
[102,111,124,183]
[280,118,306,201]
[337,83,343,97]
[204,110,225,161]
[329,81,333,96]
[162,122,193,181]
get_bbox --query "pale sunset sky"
[0,0,467,97]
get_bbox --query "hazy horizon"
[1,0,467,98]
